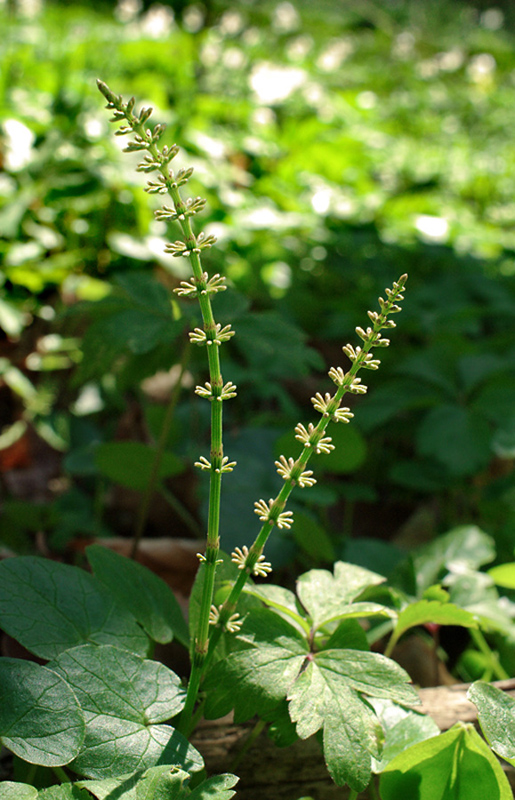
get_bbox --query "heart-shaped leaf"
[86,545,189,647]
[0,557,147,659]
[49,644,202,779]
[0,659,84,766]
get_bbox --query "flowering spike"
[189,328,208,345]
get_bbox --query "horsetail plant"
[97,79,408,737]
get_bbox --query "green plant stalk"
[97,81,231,735]
[470,628,509,681]
[130,340,191,558]
[207,275,407,662]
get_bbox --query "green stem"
[52,766,71,783]
[368,776,381,800]
[130,340,191,558]
[470,628,509,680]
[348,789,359,800]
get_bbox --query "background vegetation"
[1,0,515,587]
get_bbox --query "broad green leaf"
[388,599,477,652]
[204,608,416,791]
[0,782,38,799]
[86,545,189,648]
[0,557,147,659]
[0,659,84,767]
[38,788,91,799]
[296,562,386,629]
[380,723,512,800]
[77,767,190,800]
[188,774,239,800]
[203,609,308,722]
[49,644,201,779]
[467,681,515,767]
[323,619,369,651]
[367,698,440,772]
[94,442,183,491]
[488,563,515,590]
[80,769,238,800]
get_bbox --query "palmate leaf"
[49,644,202,780]
[296,562,388,630]
[204,608,417,791]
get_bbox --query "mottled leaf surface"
[468,681,515,766]
[86,544,189,647]
[0,659,84,766]
[0,557,147,659]
[49,644,201,779]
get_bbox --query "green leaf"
[204,607,417,791]
[38,787,91,799]
[203,610,308,722]
[0,557,148,659]
[0,784,38,800]
[77,767,190,800]
[86,545,189,648]
[94,442,183,491]
[296,561,386,629]
[188,774,239,800]
[488,563,515,590]
[387,599,477,653]
[367,698,440,772]
[468,681,515,767]
[289,649,418,790]
[416,405,492,476]
[0,659,84,767]
[49,644,201,779]
[380,723,513,800]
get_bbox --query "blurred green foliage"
[1,0,515,563]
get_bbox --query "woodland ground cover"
[2,2,515,796]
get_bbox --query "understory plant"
[0,83,514,800]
